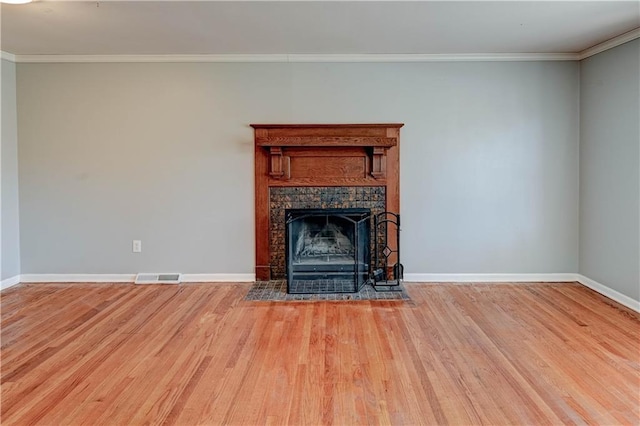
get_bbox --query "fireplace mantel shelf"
[255,136,397,148]
[250,123,404,129]
[251,123,403,180]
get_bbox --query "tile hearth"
[244,280,410,302]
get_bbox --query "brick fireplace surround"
[252,124,403,281]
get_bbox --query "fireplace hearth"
[286,208,370,293]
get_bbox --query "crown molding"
[1,51,17,62]
[578,27,640,60]
[11,54,289,63]
[7,52,580,64]
[285,53,580,62]
[5,27,638,64]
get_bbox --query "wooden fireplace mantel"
[252,123,403,280]
[251,123,402,181]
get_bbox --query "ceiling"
[1,1,639,57]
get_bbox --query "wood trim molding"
[252,123,403,280]
[403,273,639,313]
[20,274,137,283]
[4,52,583,63]
[576,274,640,313]
[0,51,17,62]
[16,274,255,283]
[578,27,640,60]
[403,273,579,283]
[256,136,398,147]
[251,123,404,129]
[1,275,21,291]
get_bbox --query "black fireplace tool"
[370,211,403,292]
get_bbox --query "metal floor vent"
[134,273,182,285]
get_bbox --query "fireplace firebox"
[286,208,370,294]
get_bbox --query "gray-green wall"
[579,39,640,300]
[15,61,580,275]
[1,59,21,281]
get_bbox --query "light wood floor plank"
[1,282,638,425]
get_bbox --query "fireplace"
[269,186,385,281]
[286,208,370,293]
[252,123,403,292]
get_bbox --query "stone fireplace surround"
[252,124,403,282]
[269,186,386,279]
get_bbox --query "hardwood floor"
[1,282,638,425]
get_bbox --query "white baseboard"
[11,273,639,312]
[403,273,579,283]
[403,273,639,313]
[1,275,22,290]
[181,274,255,282]
[18,273,255,283]
[20,274,137,283]
[576,274,640,313]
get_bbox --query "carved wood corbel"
[370,147,387,179]
[269,147,285,178]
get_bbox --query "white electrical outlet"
[132,240,142,253]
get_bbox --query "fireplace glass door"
[286,208,370,293]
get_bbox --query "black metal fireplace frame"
[371,211,403,291]
[285,208,371,294]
